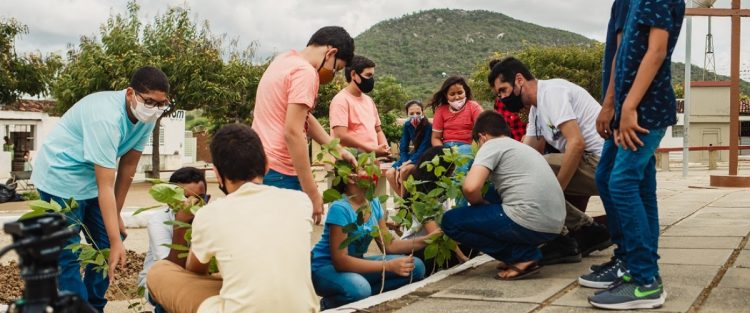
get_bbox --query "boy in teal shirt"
[32,66,171,312]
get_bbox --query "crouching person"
[147,124,319,313]
[442,111,565,280]
[310,158,433,309]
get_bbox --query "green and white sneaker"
[588,275,666,310]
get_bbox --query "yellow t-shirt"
[191,182,319,313]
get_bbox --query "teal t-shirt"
[31,90,155,200]
[311,198,384,271]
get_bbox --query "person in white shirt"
[487,57,611,265]
[137,167,208,312]
[147,124,319,313]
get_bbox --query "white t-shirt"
[137,208,174,289]
[190,182,319,313]
[527,79,604,157]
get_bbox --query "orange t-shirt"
[252,50,318,176]
[329,90,382,150]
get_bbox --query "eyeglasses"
[135,91,171,110]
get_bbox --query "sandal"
[494,262,542,281]
[495,261,508,270]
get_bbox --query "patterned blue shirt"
[613,0,685,130]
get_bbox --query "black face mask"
[500,84,524,113]
[355,74,375,94]
[218,174,229,195]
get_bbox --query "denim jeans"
[442,203,557,264]
[444,142,473,207]
[595,138,625,260]
[263,169,302,191]
[312,255,426,309]
[39,190,111,313]
[602,128,665,284]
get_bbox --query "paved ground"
[356,169,750,313]
[2,168,750,312]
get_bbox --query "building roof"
[676,98,750,115]
[1,99,57,114]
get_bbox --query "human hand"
[375,144,391,157]
[310,191,324,225]
[596,102,615,139]
[386,256,416,277]
[108,240,126,283]
[615,107,649,151]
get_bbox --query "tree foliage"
[0,18,62,105]
[470,44,605,106]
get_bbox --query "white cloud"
[2,0,749,78]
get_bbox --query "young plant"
[316,139,394,292]
[397,145,476,270]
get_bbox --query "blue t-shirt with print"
[601,0,630,101]
[613,0,685,130]
[311,198,384,271]
[31,90,155,200]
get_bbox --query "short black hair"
[487,57,535,88]
[428,76,473,111]
[169,167,207,190]
[307,26,355,66]
[210,124,266,181]
[344,55,376,82]
[472,111,510,142]
[129,66,170,94]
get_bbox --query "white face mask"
[131,94,164,123]
[449,98,466,111]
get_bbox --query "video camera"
[1,213,96,313]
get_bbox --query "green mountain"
[671,62,750,96]
[355,9,750,98]
[355,9,594,97]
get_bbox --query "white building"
[0,100,187,181]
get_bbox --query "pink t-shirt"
[329,90,382,150]
[432,100,483,144]
[252,50,318,176]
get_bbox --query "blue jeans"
[595,138,625,260]
[147,292,166,313]
[312,255,426,309]
[442,203,557,264]
[39,190,111,313]
[263,169,302,191]
[444,142,473,207]
[601,128,665,284]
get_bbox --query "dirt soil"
[0,250,145,304]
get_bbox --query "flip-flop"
[494,262,542,281]
[496,261,508,270]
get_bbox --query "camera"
[1,213,96,313]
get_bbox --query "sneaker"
[588,275,667,310]
[579,258,627,289]
[572,222,613,257]
[540,235,582,265]
[589,256,618,273]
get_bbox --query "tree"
[0,18,62,105]
[52,1,250,177]
[469,44,605,105]
[371,74,412,114]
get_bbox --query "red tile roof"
[676,99,750,115]
[1,99,57,114]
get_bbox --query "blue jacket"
[394,120,432,168]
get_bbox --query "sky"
[1,0,749,80]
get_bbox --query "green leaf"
[164,220,192,229]
[65,198,79,211]
[149,184,184,204]
[339,232,364,250]
[342,223,358,233]
[431,155,440,166]
[133,204,162,215]
[323,189,342,204]
[20,210,46,220]
[28,200,56,212]
[424,243,438,260]
[162,243,189,251]
[65,243,82,253]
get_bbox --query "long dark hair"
[405,100,430,150]
[428,76,473,111]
